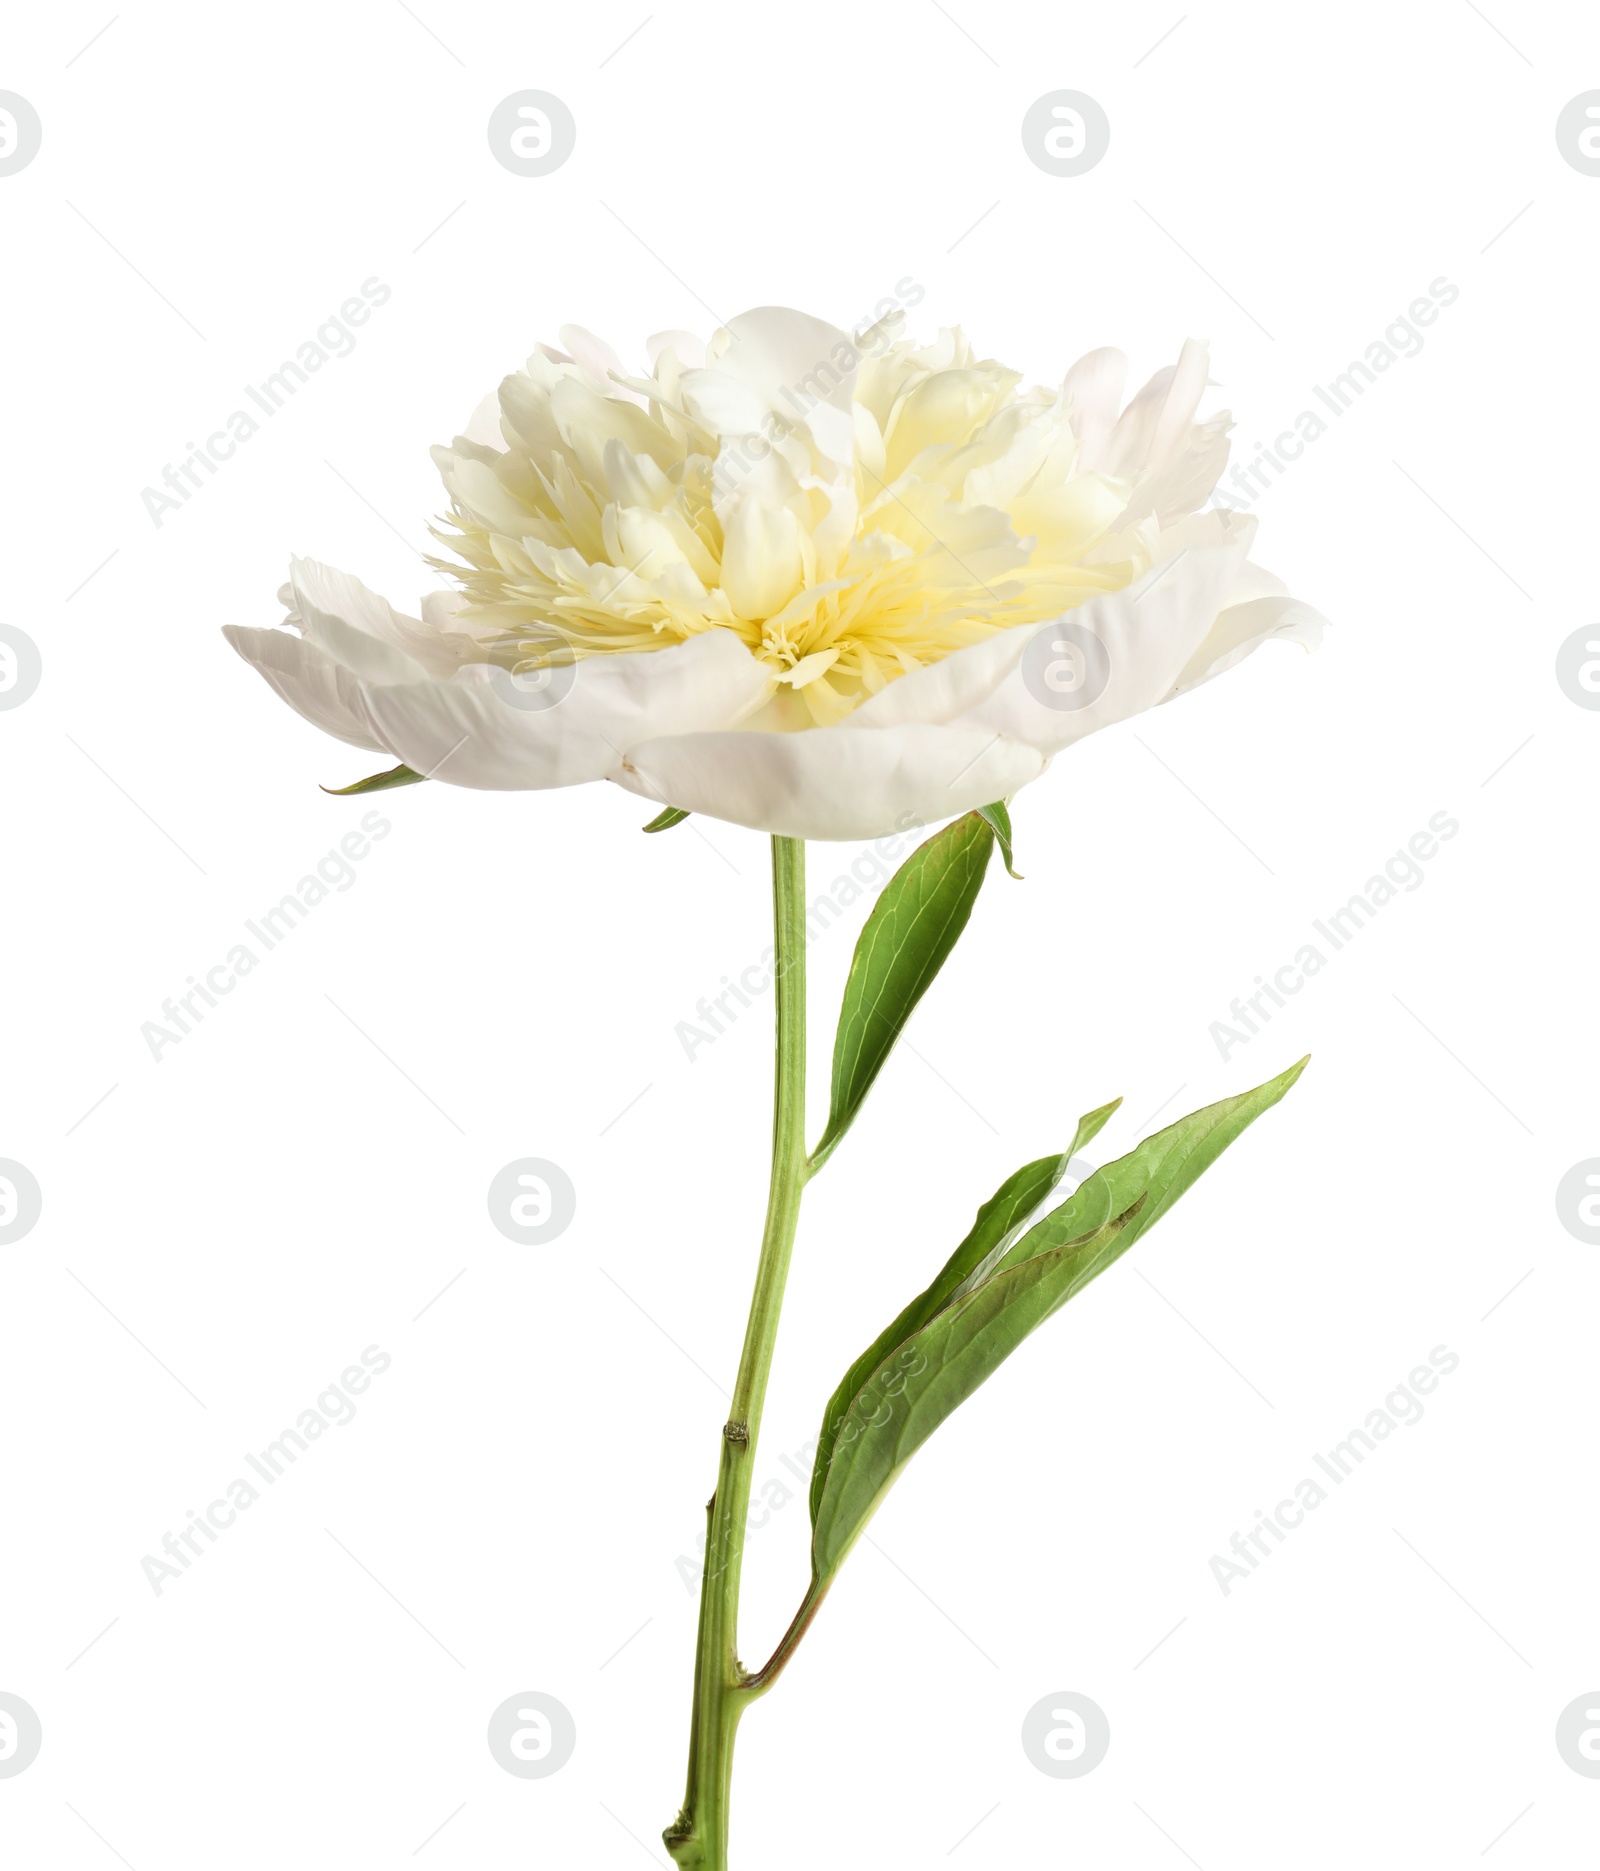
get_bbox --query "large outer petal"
[615,721,1046,841]
[1170,590,1325,695]
[848,511,1259,755]
[222,627,385,753]
[285,558,463,679]
[344,632,772,788]
[227,604,774,788]
[941,521,1312,759]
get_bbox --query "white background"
[2,2,1596,1864]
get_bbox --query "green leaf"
[808,1096,1121,1525]
[643,806,690,833]
[810,811,996,1172]
[976,801,1021,879]
[996,1057,1310,1276]
[321,763,425,797]
[808,1057,1309,1586]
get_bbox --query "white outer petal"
[843,511,1313,768]
[288,558,460,680]
[236,626,774,790]
[223,627,386,753]
[617,722,1046,841]
[1169,592,1326,696]
[946,533,1253,754]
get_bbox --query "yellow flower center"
[432,328,1161,725]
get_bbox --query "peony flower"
[225,307,1322,840]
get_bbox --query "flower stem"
[665,835,809,1870]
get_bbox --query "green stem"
[665,836,809,1871]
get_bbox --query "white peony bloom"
[225,307,1322,840]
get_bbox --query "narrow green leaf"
[321,763,425,797]
[811,1203,1144,1581]
[808,1097,1121,1524]
[810,811,996,1172]
[808,1057,1309,1586]
[977,801,1021,879]
[999,1055,1310,1276]
[643,806,690,833]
